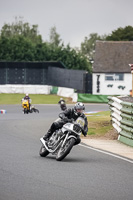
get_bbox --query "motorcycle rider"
[58,98,66,105]
[58,98,67,110]
[43,102,88,145]
[22,94,31,110]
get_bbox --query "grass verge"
[0,93,73,104]
[86,111,112,137]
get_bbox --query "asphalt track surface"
[0,104,133,200]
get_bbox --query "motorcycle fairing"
[62,123,81,136]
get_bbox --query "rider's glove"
[63,117,69,122]
[82,130,87,137]
[67,119,72,123]
[63,117,73,123]
[70,118,74,123]
[84,134,87,137]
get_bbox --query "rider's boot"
[43,129,53,141]
[43,123,57,141]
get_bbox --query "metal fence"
[48,67,92,93]
[0,62,92,93]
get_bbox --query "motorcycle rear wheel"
[39,145,49,157]
[56,138,75,161]
[35,109,39,113]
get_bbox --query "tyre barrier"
[108,96,133,147]
[0,110,7,114]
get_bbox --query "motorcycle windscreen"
[75,117,85,129]
[22,100,28,104]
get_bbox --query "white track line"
[79,143,133,164]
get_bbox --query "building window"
[105,73,124,81]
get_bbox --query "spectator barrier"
[108,96,133,147]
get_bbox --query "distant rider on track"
[58,98,67,111]
[22,94,32,110]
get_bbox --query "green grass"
[0,93,73,104]
[86,111,112,137]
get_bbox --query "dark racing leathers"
[43,108,88,145]
[58,100,67,111]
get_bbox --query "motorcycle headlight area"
[73,124,81,133]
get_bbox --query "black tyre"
[24,108,26,114]
[56,138,75,161]
[36,109,39,113]
[34,109,39,113]
[30,109,33,113]
[39,145,49,157]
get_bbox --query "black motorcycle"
[39,117,85,161]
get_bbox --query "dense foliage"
[106,26,133,41]
[0,17,133,72]
[0,19,91,72]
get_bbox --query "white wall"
[93,73,132,95]
[0,84,78,102]
[0,85,52,94]
[57,87,77,102]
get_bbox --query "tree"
[80,33,106,60]
[57,44,91,72]
[106,26,133,41]
[49,26,62,48]
[0,16,42,44]
[0,35,35,61]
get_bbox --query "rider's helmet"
[60,98,63,100]
[26,93,29,97]
[74,102,85,116]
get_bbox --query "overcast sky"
[0,0,133,48]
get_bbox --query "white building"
[93,41,133,95]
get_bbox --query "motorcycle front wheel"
[24,108,27,114]
[39,145,49,157]
[56,138,75,161]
